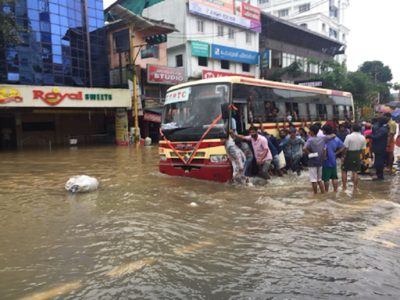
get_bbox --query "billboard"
[188,1,261,33]
[147,65,185,85]
[259,50,271,70]
[236,2,260,22]
[210,44,258,64]
[202,70,255,79]
[191,41,209,57]
[190,0,234,14]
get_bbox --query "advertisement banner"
[189,1,261,33]
[143,112,162,123]
[377,104,400,114]
[115,111,129,146]
[147,65,185,85]
[210,44,258,64]
[202,70,255,79]
[190,0,234,14]
[191,40,209,57]
[239,2,260,22]
[0,85,131,108]
[259,50,271,70]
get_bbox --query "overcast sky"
[103,0,399,84]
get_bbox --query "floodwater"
[0,146,400,300]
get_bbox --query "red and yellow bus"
[159,77,354,182]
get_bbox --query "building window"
[176,54,183,67]
[329,8,338,18]
[300,23,307,28]
[246,32,251,44]
[258,0,268,3]
[278,9,289,17]
[197,19,204,32]
[113,29,130,53]
[329,28,338,39]
[342,34,346,41]
[322,23,326,31]
[198,56,207,67]
[221,60,230,70]
[299,4,310,13]
[282,53,295,67]
[217,25,224,37]
[228,28,234,39]
[242,63,250,72]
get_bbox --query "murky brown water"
[1,146,400,299]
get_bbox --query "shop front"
[0,85,131,150]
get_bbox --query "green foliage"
[267,60,304,81]
[0,0,28,46]
[359,61,393,84]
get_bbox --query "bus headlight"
[210,155,228,163]
[159,154,167,161]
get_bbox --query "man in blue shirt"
[322,124,345,192]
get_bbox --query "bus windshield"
[161,83,230,141]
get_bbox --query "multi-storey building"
[258,0,349,63]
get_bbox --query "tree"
[267,61,304,81]
[359,61,393,104]
[308,59,347,90]
[0,0,27,46]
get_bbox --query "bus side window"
[275,102,286,121]
[309,103,317,120]
[338,105,345,120]
[317,104,327,120]
[298,103,307,119]
[326,104,333,120]
[348,106,353,120]
[292,103,299,120]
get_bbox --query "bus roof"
[167,76,353,97]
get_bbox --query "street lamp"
[110,5,151,148]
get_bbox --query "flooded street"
[1,146,400,300]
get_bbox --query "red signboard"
[240,2,260,22]
[147,65,185,85]
[143,112,162,123]
[202,70,255,79]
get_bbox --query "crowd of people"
[224,112,399,193]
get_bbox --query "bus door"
[233,98,248,134]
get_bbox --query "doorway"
[0,114,17,151]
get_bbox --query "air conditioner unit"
[330,0,338,10]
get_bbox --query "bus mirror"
[221,103,230,121]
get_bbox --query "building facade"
[0,0,132,150]
[258,0,349,63]
[142,0,261,81]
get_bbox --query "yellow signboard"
[115,111,128,146]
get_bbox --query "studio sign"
[33,88,113,106]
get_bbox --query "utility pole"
[131,24,139,149]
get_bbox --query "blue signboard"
[210,44,259,65]
[259,50,271,70]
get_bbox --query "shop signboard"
[259,50,271,70]
[143,112,162,123]
[210,44,258,64]
[191,41,209,57]
[202,70,254,79]
[190,0,234,14]
[147,65,185,85]
[188,1,261,33]
[236,2,260,22]
[295,79,323,87]
[115,111,129,146]
[0,85,131,108]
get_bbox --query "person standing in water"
[220,134,249,185]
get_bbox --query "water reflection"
[0,146,399,299]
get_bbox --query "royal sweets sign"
[0,85,131,108]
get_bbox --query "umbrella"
[385,101,400,108]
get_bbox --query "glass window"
[298,103,308,118]
[52,34,61,45]
[221,60,229,70]
[49,3,58,13]
[217,25,223,37]
[326,104,333,120]
[68,8,75,19]
[68,18,76,28]
[59,0,66,6]
[88,8,96,17]
[43,74,54,84]
[27,0,39,9]
[40,11,50,22]
[60,16,68,26]
[48,14,59,25]
[39,0,49,11]
[96,19,103,28]
[96,9,102,19]
[87,0,95,8]
[88,17,96,27]
[176,54,183,67]
[228,28,234,39]
[309,103,317,119]
[15,7,27,17]
[198,56,207,67]
[197,19,204,33]
[242,63,250,72]
[338,105,344,120]
[274,102,286,120]
[53,55,62,64]
[51,24,60,35]
[52,45,61,55]
[30,20,40,31]
[278,9,288,17]
[246,32,251,44]
[75,1,81,12]
[40,22,50,32]
[41,32,51,43]
[28,9,40,20]
[95,1,102,10]
[89,26,96,33]
[20,72,33,84]
[299,4,310,13]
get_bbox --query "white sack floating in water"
[65,175,99,193]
